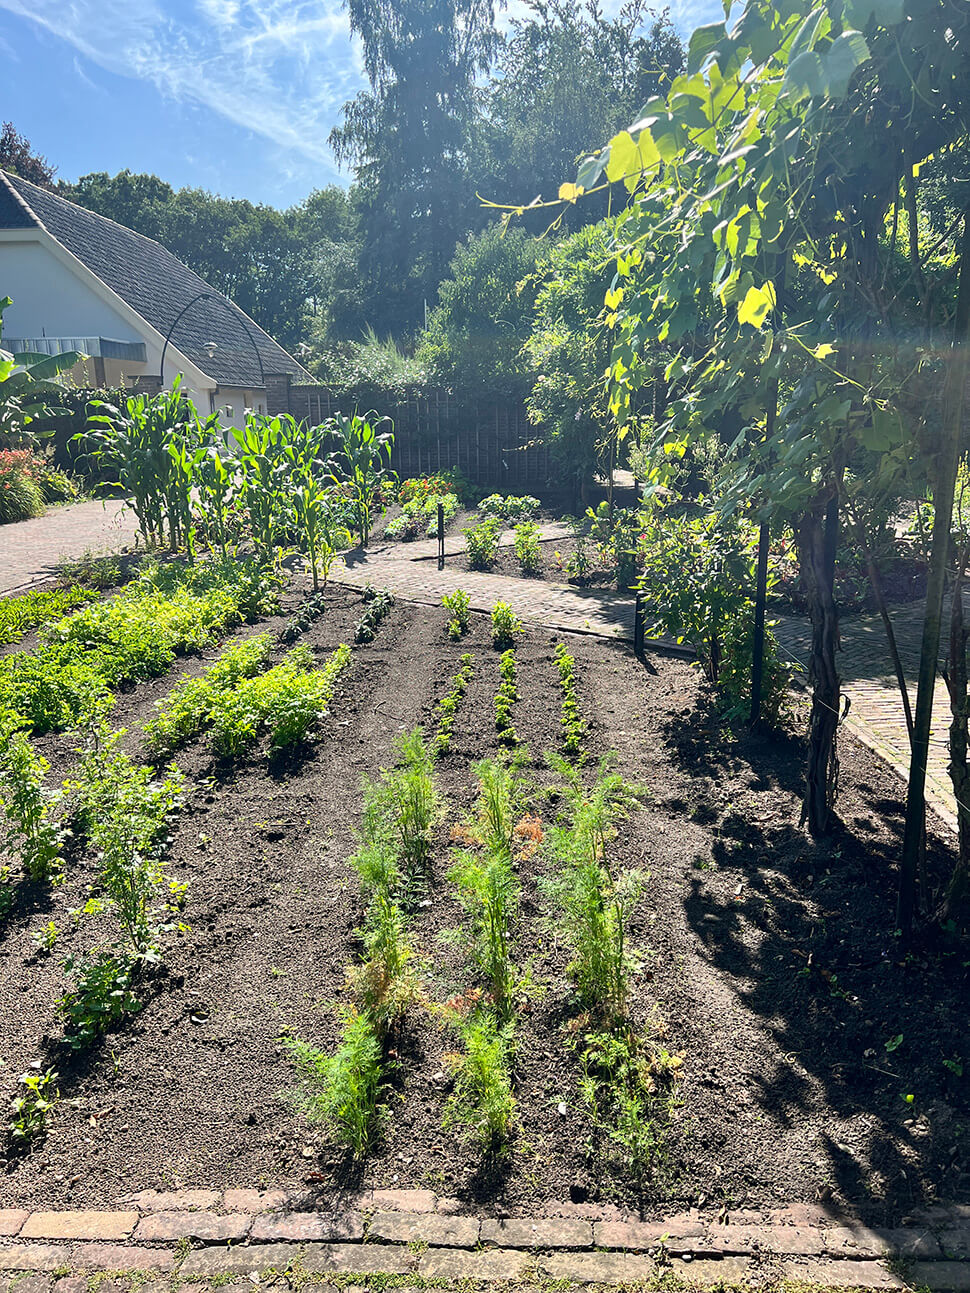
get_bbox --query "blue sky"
[1,0,722,209]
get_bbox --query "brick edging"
[1,1193,968,1288]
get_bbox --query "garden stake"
[438,501,445,569]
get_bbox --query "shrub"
[399,470,475,507]
[38,465,79,503]
[478,493,540,522]
[443,1009,515,1152]
[514,521,542,575]
[285,1009,386,1158]
[464,517,502,570]
[0,449,45,523]
[442,588,471,640]
[491,601,523,649]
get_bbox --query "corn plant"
[0,719,66,883]
[231,412,291,563]
[285,1008,386,1158]
[443,1009,515,1153]
[514,521,542,575]
[193,443,241,561]
[326,410,395,547]
[491,601,523,649]
[442,588,471,640]
[83,378,208,552]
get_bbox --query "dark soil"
[0,578,968,1224]
[450,538,619,589]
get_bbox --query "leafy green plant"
[60,951,141,1050]
[574,1023,680,1183]
[0,295,83,443]
[279,591,328,645]
[495,650,519,746]
[514,521,542,575]
[491,601,523,650]
[477,494,539,522]
[208,642,350,757]
[355,729,439,902]
[555,642,586,758]
[285,1008,386,1158]
[449,846,519,1011]
[433,653,474,756]
[348,892,423,1035]
[542,756,643,1019]
[443,1009,515,1152]
[442,588,471,640]
[464,517,502,570]
[424,492,460,537]
[0,720,66,882]
[7,1066,59,1144]
[73,722,185,957]
[31,920,59,953]
[143,633,275,755]
[354,589,395,643]
[0,585,98,647]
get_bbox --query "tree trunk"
[797,492,842,837]
[944,547,970,933]
[898,208,970,940]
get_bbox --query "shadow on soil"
[661,698,970,1223]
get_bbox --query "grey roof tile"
[0,169,313,389]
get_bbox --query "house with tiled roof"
[0,168,315,429]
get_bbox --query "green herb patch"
[0,585,99,647]
[432,652,474,756]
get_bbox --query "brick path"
[774,601,958,831]
[332,523,638,641]
[0,499,139,595]
[0,1191,965,1288]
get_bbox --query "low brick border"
[1,1195,968,1289]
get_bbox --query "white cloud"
[0,0,365,179]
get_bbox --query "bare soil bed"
[1,578,967,1224]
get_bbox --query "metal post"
[750,519,770,724]
[634,590,644,662]
[438,501,445,570]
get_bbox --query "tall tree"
[478,0,683,230]
[0,122,56,188]
[330,0,502,335]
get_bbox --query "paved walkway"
[0,500,960,833]
[774,602,958,831]
[0,499,139,594]
[0,1189,962,1288]
[333,523,638,641]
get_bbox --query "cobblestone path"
[0,499,139,594]
[774,602,957,830]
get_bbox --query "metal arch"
[158,290,266,388]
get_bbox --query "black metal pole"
[634,590,644,662]
[159,291,265,387]
[437,501,445,570]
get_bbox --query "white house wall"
[0,232,214,410]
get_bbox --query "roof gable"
[0,170,314,389]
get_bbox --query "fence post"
[634,590,644,662]
[438,501,445,570]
